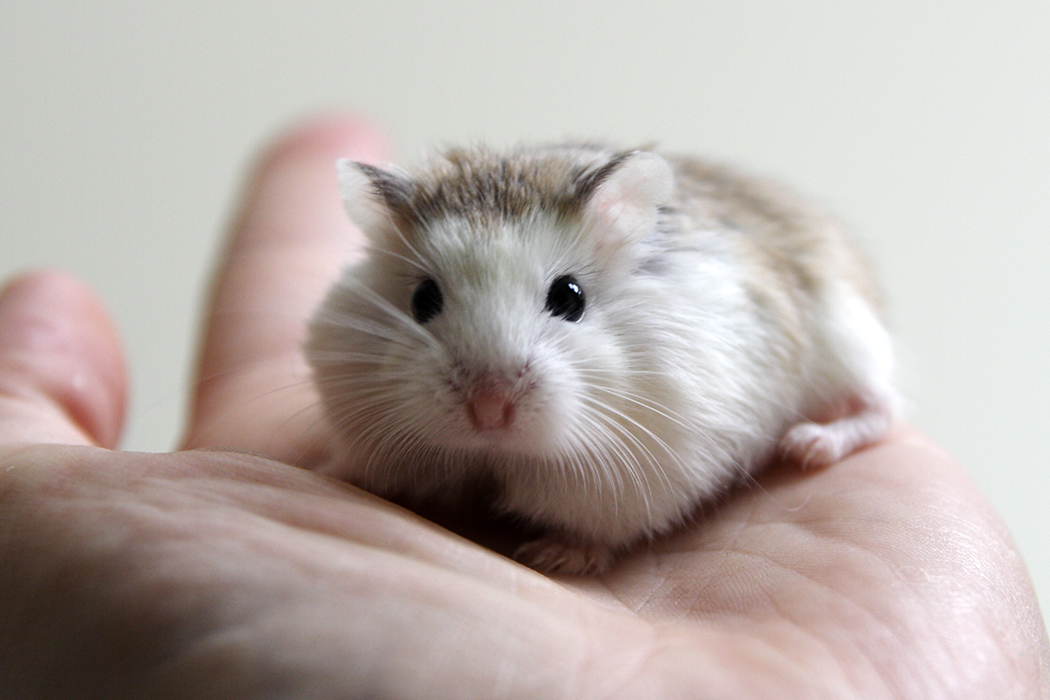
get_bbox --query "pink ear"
[336,159,413,240]
[581,152,674,248]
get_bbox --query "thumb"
[0,271,126,448]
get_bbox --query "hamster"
[305,143,899,576]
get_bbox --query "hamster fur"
[305,143,899,576]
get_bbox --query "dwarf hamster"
[305,143,899,575]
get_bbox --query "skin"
[0,116,1047,699]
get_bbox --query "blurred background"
[2,2,1047,613]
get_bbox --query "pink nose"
[467,381,515,431]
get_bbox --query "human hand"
[1,116,1047,699]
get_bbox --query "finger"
[182,115,388,460]
[0,270,126,448]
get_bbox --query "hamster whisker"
[591,379,741,467]
[306,350,401,366]
[581,394,683,495]
[375,204,431,273]
[333,405,417,478]
[550,418,628,522]
[320,282,436,348]
[364,243,430,276]
[311,314,416,350]
[574,367,665,377]
[584,383,693,432]
[576,401,670,526]
[582,389,683,463]
[558,445,602,510]
[566,415,632,502]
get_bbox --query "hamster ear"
[336,159,414,236]
[576,151,674,247]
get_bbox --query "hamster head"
[306,145,679,501]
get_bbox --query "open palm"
[1,116,1046,699]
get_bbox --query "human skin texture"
[0,116,1047,699]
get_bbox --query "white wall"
[3,1,1047,613]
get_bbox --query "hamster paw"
[514,535,615,576]
[780,398,894,469]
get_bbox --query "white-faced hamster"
[305,143,899,575]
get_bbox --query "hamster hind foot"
[779,394,895,469]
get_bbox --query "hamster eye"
[545,275,586,322]
[411,278,443,324]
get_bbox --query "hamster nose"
[467,379,515,431]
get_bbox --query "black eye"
[545,275,586,322]
[411,278,443,324]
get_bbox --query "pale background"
[2,2,1047,615]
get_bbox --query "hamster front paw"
[514,535,616,576]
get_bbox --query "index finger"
[181,115,388,462]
